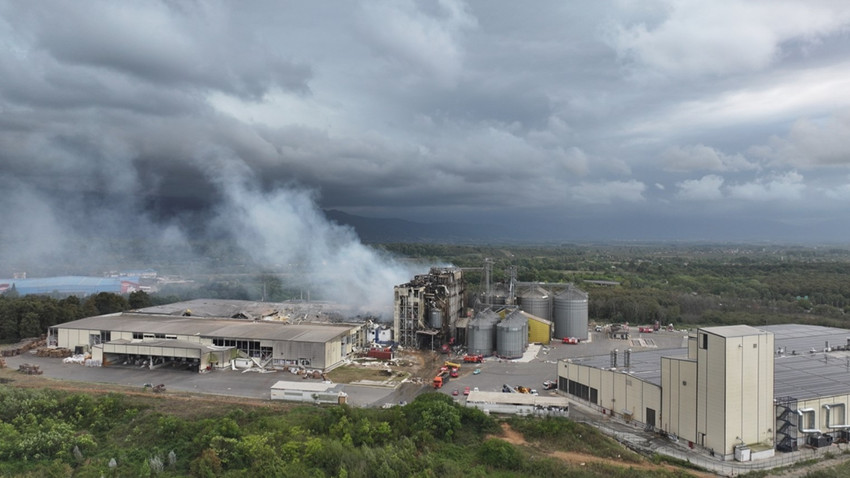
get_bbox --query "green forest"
[0,291,152,344]
[380,243,850,329]
[0,387,695,478]
[5,243,850,343]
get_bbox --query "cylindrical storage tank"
[467,309,499,356]
[482,283,508,306]
[496,311,527,359]
[428,307,443,329]
[553,287,588,340]
[518,285,551,321]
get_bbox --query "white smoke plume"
[205,154,423,316]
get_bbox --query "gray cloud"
[1,0,850,266]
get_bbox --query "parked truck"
[433,370,451,388]
[463,354,484,363]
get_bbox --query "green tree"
[477,438,524,470]
[128,291,152,309]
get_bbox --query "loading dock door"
[646,408,656,429]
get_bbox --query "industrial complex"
[27,265,850,468]
[558,323,850,461]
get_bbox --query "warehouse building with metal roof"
[48,300,369,372]
[558,324,850,462]
[0,276,140,297]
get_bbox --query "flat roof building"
[558,324,850,461]
[49,300,369,372]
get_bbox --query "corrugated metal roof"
[568,347,681,387]
[565,324,850,401]
[57,313,358,343]
[103,338,226,353]
[271,380,343,393]
[135,298,352,322]
[466,391,570,407]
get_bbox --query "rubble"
[36,348,73,358]
[18,363,42,375]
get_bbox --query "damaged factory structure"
[393,267,466,350]
[47,299,370,373]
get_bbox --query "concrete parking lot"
[2,329,688,408]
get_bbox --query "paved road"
[2,329,688,408]
[2,353,405,406]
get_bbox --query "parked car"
[463,386,470,396]
[473,368,481,375]
[452,389,459,396]
[543,380,557,390]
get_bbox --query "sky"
[3,0,850,283]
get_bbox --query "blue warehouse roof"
[0,276,139,296]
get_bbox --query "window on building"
[800,409,816,430]
[133,332,143,340]
[700,333,708,349]
[827,404,846,427]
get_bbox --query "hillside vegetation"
[0,384,701,478]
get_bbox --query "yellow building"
[521,311,552,345]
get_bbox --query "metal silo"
[496,310,527,359]
[518,285,552,321]
[553,286,588,340]
[467,309,499,356]
[428,307,443,329]
[482,283,508,306]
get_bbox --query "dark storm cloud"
[13,2,311,100]
[1,0,850,269]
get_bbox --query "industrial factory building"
[558,324,850,461]
[0,275,141,297]
[47,299,369,372]
[393,267,465,348]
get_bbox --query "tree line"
[382,243,850,328]
[0,291,152,344]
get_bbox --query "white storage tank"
[496,310,528,359]
[467,309,499,356]
[518,285,552,321]
[553,286,588,340]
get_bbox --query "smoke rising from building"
[0,150,423,317]
[206,155,422,315]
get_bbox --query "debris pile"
[37,348,74,358]
[1,337,46,357]
[18,363,42,375]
